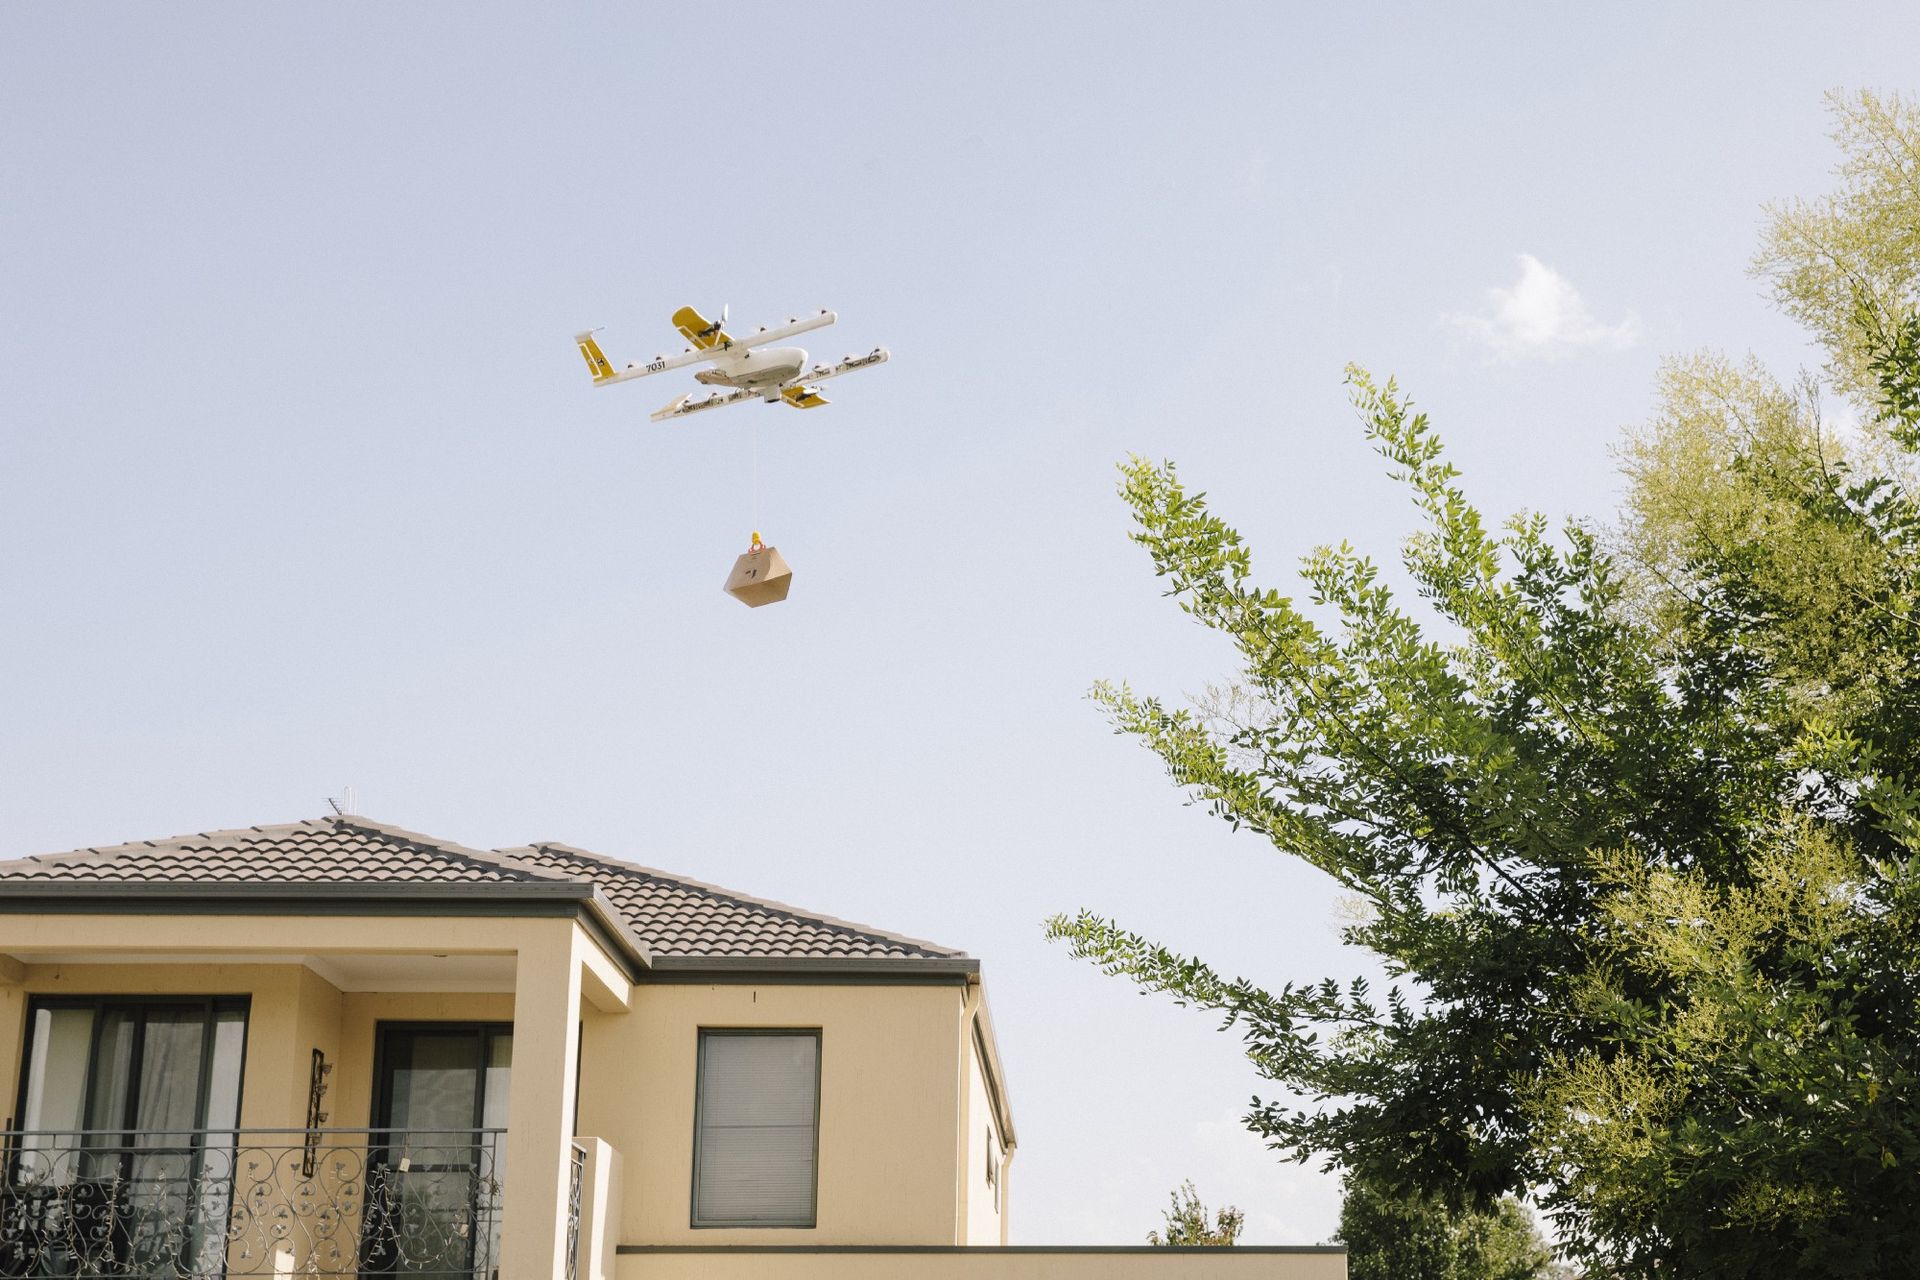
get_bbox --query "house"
[0,815,1345,1279]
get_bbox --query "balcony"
[0,1128,534,1279]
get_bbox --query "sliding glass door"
[362,1024,511,1279]
[11,996,248,1276]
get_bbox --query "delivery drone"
[574,306,889,422]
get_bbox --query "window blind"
[693,1032,819,1227]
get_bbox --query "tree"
[1048,375,1789,1236]
[1146,1180,1244,1247]
[1048,92,1920,1275]
[1337,1182,1551,1280]
[1531,100,1920,1269]
[1527,814,1920,1273]
[1754,90,1920,402]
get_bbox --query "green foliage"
[1616,353,1920,735]
[1546,160,1920,1268]
[1146,1180,1244,1247]
[1867,307,1920,449]
[1048,373,1796,1204]
[1337,1181,1551,1280]
[1755,90,1920,401]
[1529,817,1920,1273]
[1049,90,1920,1279]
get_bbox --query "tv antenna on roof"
[325,787,357,817]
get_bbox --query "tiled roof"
[0,818,552,884]
[502,842,963,961]
[0,816,966,965]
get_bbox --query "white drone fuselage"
[694,346,808,400]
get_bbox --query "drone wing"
[670,308,838,354]
[791,347,890,386]
[650,388,762,423]
[649,349,891,421]
[776,348,892,407]
[727,310,837,350]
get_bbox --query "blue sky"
[4,2,1916,1245]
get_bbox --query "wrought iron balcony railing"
[0,1127,505,1279]
[563,1144,585,1280]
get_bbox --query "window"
[691,1030,820,1228]
[18,996,249,1142]
[365,1023,512,1277]
[13,997,249,1275]
[986,1126,999,1206]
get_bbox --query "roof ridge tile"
[331,817,578,884]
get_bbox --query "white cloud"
[1444,254,1639,361]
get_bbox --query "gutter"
[644,954,979,981]
[970,982,1017,1152]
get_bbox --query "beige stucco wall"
[962,1030,1008,1245]
[0,914,566,1127]
[0,982,18,1124]
[0,912,604,1278]
[612,1249,1347,1279]
[0,960,339,1131]
[0,913,1038,1263]
[577,980,973,1248]
[0,959,529,1134]
[0,958,429,1275]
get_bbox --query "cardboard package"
[723,545,793,607]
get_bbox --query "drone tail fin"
[575,331,616,383]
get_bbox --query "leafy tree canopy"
[1337,1182,1551,1280]
[1049,91,1920,1276]
[1755,91,1920,402]
[1146,1180,1244,1247]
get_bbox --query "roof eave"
[0,879,653,978]
[971,989,1018,1149]
[0,879,597,903]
